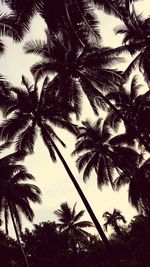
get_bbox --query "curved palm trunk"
[42,124,121,267]
[8,202,30,267]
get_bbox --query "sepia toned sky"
[0,0,150,238]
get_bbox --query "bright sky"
[1,0,150,238]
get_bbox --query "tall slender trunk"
[4,209,8,236]
[8,202,30,267]
[42,123,121,267]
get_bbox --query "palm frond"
[75,151,94,171]
[0,12,25,41]
[24,39,48,57]
[97,156,109,189]
[74,220,93,228]
[83,153,98,182]
[73,210,85,222]
[114,173,130,190]
[31,60,58,80]
[0,115,30,141]
[21,75,32,91]
[15,124,37,154]
[40,124,56,162]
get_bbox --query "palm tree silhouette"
[0,77,115,258]
[23,32,150,153]
[0,153,41,267]
[8,0,100,45]
[54,202,93,252]
[115,10,150,86]
[0,3,30,42]
[105,75,150,151]
[24,32,123,117]
[103,209,126,236]
[73,118,139,189]
[115,157,150,215]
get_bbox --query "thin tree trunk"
[8,202,30,267]
[4,209,8,236]
[42,123,121,267]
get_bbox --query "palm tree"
[0,4,30,43]
[115,10,150,86]
[73,118,139,189]
[103,209,126,236]
[104,75,150,152]
[0,153,41,267]
[92,0,137,26]
[115,157,150,215]
[8,0,100,45]
[24,32,123,117]
[54,202,93,252]
[0,77,116,261]
[0,75,77,155]
[105,75,143,140]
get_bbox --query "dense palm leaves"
[8,0,100,45]
[43,0,100,45]
[55,202,93,251]
[73,118,139,189]
[0,77,113,254]
[105,75,143,143]
[0,154,41,267]
[105,75,150,151]
[115,157,150,215]
[103,209,126,236]
[0,3,32,42]
[115,10,150,85]
[24,33,123,116]
[0,156,41,234]
[0,76,77,157]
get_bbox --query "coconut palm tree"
[25,33,150,153]
[103,209,126,236]
[105,75,150,150]
[92,0,138,26]
[0,77,116,261]
[72,118,139,190]
[24,32,123,117]
[8,0,100,45]
[115,157,150,215]
[54,202,93,252]
[0,3,30,43]
[0,153,41,267]
[0,76,77,155]
[115,10,150,86]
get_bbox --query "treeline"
[1,213,150,267]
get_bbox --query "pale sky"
[1,0,150,238]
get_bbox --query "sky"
[0,0,150,238]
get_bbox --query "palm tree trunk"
[42,123,121,267]
[4,209,8,236]
[8,202,30,267]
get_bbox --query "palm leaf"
[24,40,49,58]
[31,60,58,80]
[15,124,37,154]
[40,124,56,162]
